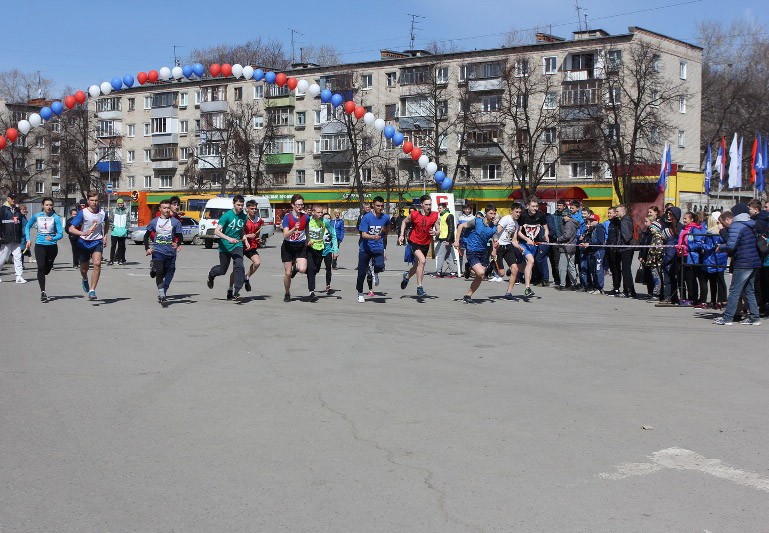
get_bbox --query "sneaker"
[524,287,535,297]
[605,289,619,296]
[416,286,426,297]
[232,293,241,303]
[226,289,233,300]
[713,317,733,325]
[40,291,48,303]
[244,279,252,292]
[107,261,113,266]
[373,272,380,286]
[207,276,214,289]
[308,291,318,303]
[555,285,566,291]
[15,277,27,284]
[88,290,97,301]
[284,292,291,302]
[401,272,410,289]
[540,280,550,287]
[326,285,333,295]
[290,263,298,278]
[463,295,473,303]
[357,293,365,303]
[679,299,692,306]
[464,265,471,279]
[81,279,89,292]
[367,291,375,297]
[615,292,627,298]
[740,318,761,326]
[503,292,514,300]
[160,296,169,307]
[489,275,504,283]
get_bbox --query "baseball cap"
[591,214,600,222]
[116,199,125,205]
[7,192,17,199]
[562,210,572,217]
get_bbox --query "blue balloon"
[383,125,395,139]
[192,63,205,77]
[50,101,63,116]
[264,71,276,84]
[254,68,264,81]
[434,171,446,183]
[111,77,123,91]
[182,65,193,78]
[123,75,134,88]
[331,93,343,107]
[320,89,332,103]
[40,107,53,121]
[392,132,404,146]
[441,178,453,191]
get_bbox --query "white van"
[198,196,274,249]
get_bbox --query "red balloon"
[402,141,413,154]
[354,106,366,119]
[221,63,232,77]
[343,101,356,115]
[148,70,159,83]
[137,72,148,85]
[64,96,76,109]
[411,147,422,161]
[209,64,221,77]
[0,136,6,150]
[287,77,297,90]
[74,90,86,104]
[275,72,287,87]
[5,128,18,142]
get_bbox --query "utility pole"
[407,13,425,50]
[288,28,304,64]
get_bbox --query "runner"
[398,194,439,297]
[281,194,309,302]
[518,198,550,290]
[455,204,499,303]
[496,202,526,300]
[147,195,183,277]
[67,190,109,300]
[206,195,246,302]
[23,197,64,302]
[357,196,390,302]
[322,212,338,293]
[145,199,183,307]
[306,205,338,302]
[456,202,475,278]
[230,199,263,296]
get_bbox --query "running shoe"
[88,290,97,301]
[244,279,252,292]
[401,272,409,289]
[524,287,535,297]
[357,293,365,303]
[284,292,291,302]
[416,286,426,297]
[40,291,48,303]
[326,285,333,295]
[232,293,241,303]
[713,317,733,325]
[373,272,380,286]
[107,261,114,266]
[740,318,761,326]
[463,295,473,303]
[15,277,27,284]
[81,279,89,292]
[160,296,169,307]
[308,291,318,303]
[489,275,504,283]
[226,289,233,300]
[367,291,375,297]
[207,276,214,289]
[503,292,514,300]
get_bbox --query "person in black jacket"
[616,204,637,298]
[0,192,26,282]
[749,199,769,316]
[64,207,80,267]
[605,207,621,295]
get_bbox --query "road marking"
[599,447,769,493]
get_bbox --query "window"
[481,95,500,112]
[143,122,150,136]
[127,176,135,188]
[202,113,225,130]
[314,170,324,184]
[652,54,661,72]
[194,119,201,133]
[20,182,28,193]
[515,59,530,77]
[313,110,321,125]
[542,161,557,179]
[679,61,687,79]
[269,137,294,154]
[143,96,152,109]
[194,90,201,105]
[296,111,306,126]
[543,127,557,144]
[160,175,173,189]
[436,66,449,84]
[570,161,594,179]
[127,124,135,137]
[361,74,372,89]
[51,164,59,178]
[543,92,558,110]
[143,175,152,188]
[295,140,306,155]
[333,169,350,184]
[650,89,660,107]
[459,64,468,82]
[127,150,135,163]
[386,72,397,87]
[385,104,397,120]
[51,122,60,133]
[202,86,225,102]
[180,120,189,134]
[35,159,44,171]
[361,168,372,183]
[313,139,321,153]
[296,170,306,185]
[606,123,620,144]
[253,85,264,99]
[408,167,422,182]
[34,181,44,194]
[50,142,60,155]
[269,107,293,126]
[179,92,188,108]
[268,84,290,97]
[482,164,501,181]
[650,126,660,145]
[571,53,594,71]
[515,93,528,109]
[179,174,188,187]
[127,98,135,111]
[678,130,685,148]
[35,137,44,148]
[234,87,243,101]
[400,66,430,85]
[607,50,622,70]
[179,147,191,161]
[51,181,60,192]
[271,172,288,185]
[254,115,264,129]
[438,100,448,118]
[144,149,151,162]
[543,56,557,75]
[321,135,350,152]
[679,96,686,113]
[151,92,176,108]
[97,120,120,137]
[152,118,168,134]
[609,86,621,105]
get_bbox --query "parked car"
[130,217,202,245]
[199,196,274,249]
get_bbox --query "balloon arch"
[0,62,453,191]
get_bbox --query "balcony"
[398,116,432,130]
[266,95,295,108]
[463,146,502,159]
[198,154,223,169]
[96,161,122,173]
[151,145,178,161]
[468,78,504,92]
[564,69,595,82]
[265,153,295,166]
[200,100,229,113]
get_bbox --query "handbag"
[757,235,769,259]
[634,266,645,284]
[404,242,414,264]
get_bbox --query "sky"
[3,0,767,97]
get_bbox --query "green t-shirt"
[307,217,329,251]
[217,209,247,253]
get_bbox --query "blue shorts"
[466,250,490,268]
[77,240,103,263]
[521,243,536,257]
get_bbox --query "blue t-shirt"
[358,212,390,254]
[147,216,183,256]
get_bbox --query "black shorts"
[495,244,522,269]
[244,249,260,260]
[77,241,103,264]
[408,241,430,258]
[281,240,307,262]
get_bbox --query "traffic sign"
[106,182,113,193]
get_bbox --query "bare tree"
[298,45,341,66]
[0,105,50,200]
[0,69,53,102]
[187,38,291,70]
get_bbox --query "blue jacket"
[682,224,708,266]
[699,231,727,273]
[721,214,762,269]
[331,218,345,242]
[24,211,64,246]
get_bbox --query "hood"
[754,210,769,222]
[733,213,755,226]
[731,203,749,216]
[667,207,682,222]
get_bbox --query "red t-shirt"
[408,210,439,246]
[244,216,264,250]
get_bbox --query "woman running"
[24,197,64,302]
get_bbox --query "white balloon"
[418,155,429,168]
[426,162,438,175]
[308,83,321,97]
[363,112,376,125]
[28,113,42,128]
[373,118,386,132]
[88,85,100,98]
[297,79,309,93]
[242,65,254,80]
[100,82,112,95]
[159,67,171,80]
[172,66,184,79]
[232,64,243,78]
[18,120,31,135]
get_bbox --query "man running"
[24,197,64,302]
[398,194,439,297]
[145,199,183,307]
[357,196,390,302]
[67,190,109,300]
[281,194,309,302]
[518,198,550,289]
[495,202,526,300]
[233,199,264,295]
[206,195,246,302]
[455,204,499,303]
[306,204,338,302]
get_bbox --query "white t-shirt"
[80,209,106,241]
[496,215,519,246]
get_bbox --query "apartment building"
[94,26,702,212]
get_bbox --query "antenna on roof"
[173,45,184,67]
[36,70,42,99]
[584,12,589,32]
[288,28,304,64]
[575,0,583,32]
[407,13,425,50]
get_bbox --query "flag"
[727,133,742,189]
[715,141,724,192]
[751,135,759,184]
[657,143,671,193]
[704,144,712,196]
[720,136,727,190]
[758,135,767,193]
